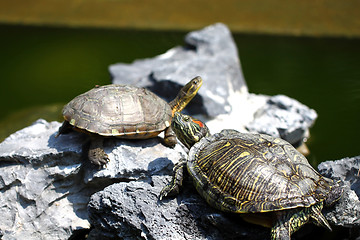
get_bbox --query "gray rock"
[246,94,318,147]
[84,126,359,240]
[0,119,88,240]
[0,121,357,240]
[0,119,185,240]
[87,176,268,240]
[318,156,360,228]
[83,136,186,184]
[110,23,317,147]
[109,23,247,117]
[87,155,360,240]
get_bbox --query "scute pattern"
[188,130,333,213]
[62,85,172,138]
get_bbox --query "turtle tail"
[310,202,332,231]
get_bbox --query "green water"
[1,24,359,165]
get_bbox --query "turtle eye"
[184,116,190,122]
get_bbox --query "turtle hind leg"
[88,137,109,167]
[159,159,186,200]
[270,202,330,240]
[55,121,73,137]
[271,208,311,240]
[310,202,332,231]
[270,224,291,240]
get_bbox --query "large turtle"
[160,112,343,240]
[56,76,202,166]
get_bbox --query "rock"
[1,119,358,240]
[0,119,185,240]
[110,23,317,148]
[318,156,360,228]
[83,136,186,184]
[87,155,360,240]
[109,23,248,117]
[0,119,87,240]
[87,176,268,240]
[246,94,318,147]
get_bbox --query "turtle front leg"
[88,137,109,167]
[159,159,187,200]
[163,126,177,148]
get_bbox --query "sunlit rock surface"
[246,94,318,147]
[110,23,247,117]
[318,156,360,228]
[109,23,316,147]
[0,120,87,240]
[0,120,186,240]
[0,118,358,239]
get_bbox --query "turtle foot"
[159,181,180,200]
[88,147,109,167]
[163,136,177,148]
[159,159,186,200]
[163,127,177,148]
[88,137,109,167]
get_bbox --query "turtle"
[160,112,343,240]
[56,76,202,166]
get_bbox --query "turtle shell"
[188,129,335,213]
[62,84,172,138]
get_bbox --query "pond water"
[1,24,359,166]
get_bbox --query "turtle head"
[171,112,209,149]
[170,76,203,115]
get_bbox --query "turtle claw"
[159,183,180,200]
[163,138,176,148]
[88,149,109,167]
[159,159,187,200]
[163,128,177,148]
[87,137,109,167]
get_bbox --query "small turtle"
[160,112,343,240]
[56,77,202,166]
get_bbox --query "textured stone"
[110,23,248,117]
[0,120,356,239]
[83,136,186,184]
[246,94,318,147]
[109,23,318,148]
[0,120,87,240]
[318,156,360,227]
[0,119,185,240]
[87,154,360,240]
[87,176,268,240]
